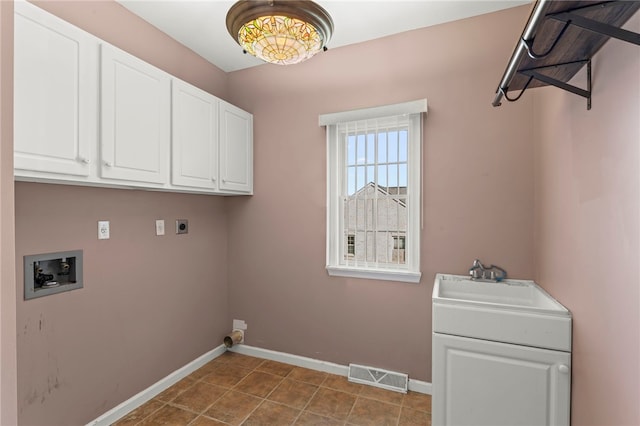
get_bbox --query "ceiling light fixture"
[226,0,334,66]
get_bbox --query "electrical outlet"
[233,319,247,331]
[98,221,110,240]
[155,220,165,236]
[176,219,188,234]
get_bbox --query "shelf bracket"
[549,10,640,47]
[519,60,592,110]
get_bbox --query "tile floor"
[113,351,431,425]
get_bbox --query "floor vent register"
[348,363,408,393]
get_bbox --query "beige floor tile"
[234,371,283,398]
[287,367,328,386]
[242,400,300,426]
[398,406,431,426]
[402,392,431,413]
[322,375,365,395]
[204,390,262,425]
[295,410,344,426]
[154,376,196,403]
[117,353,433,426]
[358,385,404,405]
[267,378,319,409]
[305,387,357,420]
[217,352,264,369]
[347,397,400,426]
[257,359,296,377]
[138,404,197,425]
[112,399,164,426]
[171,381,226,413]
[201,363,253,388]
[188,360,224,380]
[188,415,228,426]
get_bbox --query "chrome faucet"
[469,259,507,282]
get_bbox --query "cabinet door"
[171,80,218,190]
[433,333,571,426]
[14,1,97,176]
[100,44,170,184]
[219,101,253,193]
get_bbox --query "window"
[393,236,405,250]
[320,100,426,283]
[347,235,355,255]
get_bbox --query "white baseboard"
[86,344,227,426]
[229,344,432,395]
[88,343,432,425]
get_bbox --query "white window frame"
[320,99,426,284]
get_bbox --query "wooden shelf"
[493,0,640,108]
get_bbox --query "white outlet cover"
[233,319,247,330]
[98,221,110,240]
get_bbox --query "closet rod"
[492,0,551,107]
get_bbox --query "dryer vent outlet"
[348,364,408,393]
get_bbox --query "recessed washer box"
[24,250,83,300]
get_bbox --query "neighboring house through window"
[320,99,426,283]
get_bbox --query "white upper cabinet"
[13,2,252,195]
[14,0,98,177]
[219,101,253,194]
[171,80,219,190]
[100,44,170,185]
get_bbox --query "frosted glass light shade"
[227,1,333,66]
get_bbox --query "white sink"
[433,274,571,351]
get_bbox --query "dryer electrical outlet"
[176,219,188,234]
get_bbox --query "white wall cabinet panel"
[14,2,253,196]
[219,101,253,194]
[433,333,571,426]
[14,0,98,177]
[172,80,219,190]
[100,44,170,185]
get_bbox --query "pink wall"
[13,2,231,424]
[532,13,640,426]
[15,184,229,425]
[224,5,535,382]
[0,1,18,424]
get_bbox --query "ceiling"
[117,0,531,73]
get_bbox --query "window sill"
[326,266,421,284]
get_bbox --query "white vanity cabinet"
[14,0,98,178]
[433,333,571,426]
[219,101,253,194]
[171,80,219,190]
[432,274,572,426]
[100,44,171,185]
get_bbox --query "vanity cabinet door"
[433,333,571,426]
[171,80,219,190]
[219,101,253,194]
[100,44,170,185]
[14,1,98,177]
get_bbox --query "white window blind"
[321,100,426,283]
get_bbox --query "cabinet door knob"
[211,177,216,182]
[79,157,91,164]
[104,161,113,167]
[558,364,570,374]
[222,178,227,183]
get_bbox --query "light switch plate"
[98,221,110,240]
[155,220,165,236]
